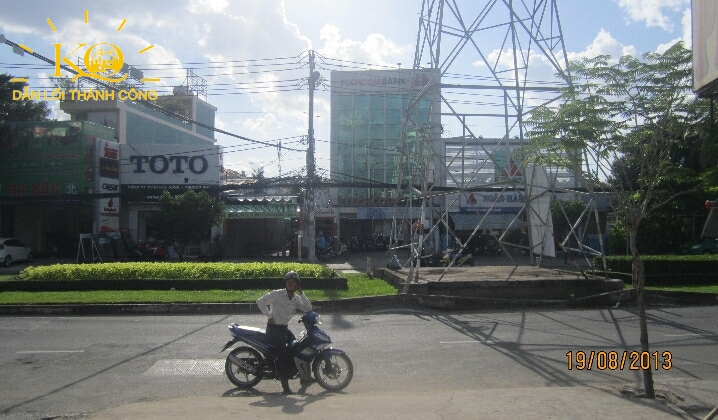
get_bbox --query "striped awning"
[450,212,521,230]
[225,203,298,219]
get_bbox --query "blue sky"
[0,0,693,178]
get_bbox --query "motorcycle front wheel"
[225,346,263,389]
[313,352,353,392]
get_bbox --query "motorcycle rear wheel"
[313,352,353,392]
[225,346,263,389]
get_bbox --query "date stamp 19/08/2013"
[566,351,672,371]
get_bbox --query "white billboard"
[120,144,222,185]
[120,144,222,204]
[692,0,718,94]
[525,164,555,257]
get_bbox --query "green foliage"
[551,199,589,243]
[608,224,628,255]
[594,254,718,285]
[0,74,51,124]
[157,189,226,252]
[17,262,333,281]
[0,273,396,304]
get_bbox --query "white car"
[0,238,33,266]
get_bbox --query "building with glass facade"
[330,69,440,239]
[60,92,216,146]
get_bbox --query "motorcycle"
[316,246,334,262]
[409,251,443,267]
[222,311,354,392]
[440,248,474,267]
[334,242,349,257]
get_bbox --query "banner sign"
[122,184,220,205]
[0,121,114,197]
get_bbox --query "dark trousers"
[266,324,293,390]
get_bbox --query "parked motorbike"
[440,248,474,267]
[135,240,168,260]
[316,246,334,262]
[475,236,502,256]
[334,242,349,257]
[222,311,354,392]
[410,251,443,267]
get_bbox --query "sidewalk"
[87,380,718,419]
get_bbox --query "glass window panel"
[338,125,353,142]
[353,109,369,124]
[385,124,402,141]
[338,112,352,126]
[386,95,402,110]
[370,125,384,141]
[353,95,368,109]
[386,108,400,123]
[353,124,369,142]
[336,96,353,111]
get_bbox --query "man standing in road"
[256,271,313,394]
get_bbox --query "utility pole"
[305,51,319,262]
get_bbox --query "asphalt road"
[1,306,717,419]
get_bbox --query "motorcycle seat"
[229,324,268,341]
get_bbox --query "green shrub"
[18,262,334,281]
[593,254,718,286]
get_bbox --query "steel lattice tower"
[397,0,606,287]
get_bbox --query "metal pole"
[306,51,318,263]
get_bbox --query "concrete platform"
[376,265,624,300]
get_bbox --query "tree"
[527,42,711,398]
[251,167,265,194]
[0,74,51,124]
[157,189,226,258]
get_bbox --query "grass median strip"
[623,284,718,293]
[0,273,397,304]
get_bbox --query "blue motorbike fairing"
[293,326,332,362]
[320,347,346,357]
[228,324,273,353]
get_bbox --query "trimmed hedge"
[593,255,718,286]
[16,262,334,281]
[0,278,347,292]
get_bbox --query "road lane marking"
[16,350,85,354]
[144,359,224,376]
[440,340,482,344]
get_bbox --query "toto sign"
[129,155,209,174]
[120,144,221,185]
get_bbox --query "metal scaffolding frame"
[395,0,607,289]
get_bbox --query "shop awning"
[225,203,298,219]
[450,212,521,231]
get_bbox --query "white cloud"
[188,0,229,14]
[241,113,280,136]
[318,24,407,67]
[614,0,690,31]
[682,7,692,48]
[568,29,637,61]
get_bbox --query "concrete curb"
[5,288,715,316]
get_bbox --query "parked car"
[680,237,718,255]
[0,238,33,266]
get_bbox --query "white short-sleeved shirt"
[256,289,312,325]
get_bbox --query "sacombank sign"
[332,69,435,94]
[119,144,222,185]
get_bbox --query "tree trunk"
[630,228,656,399]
